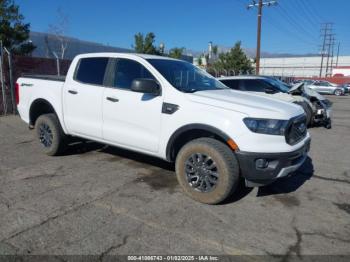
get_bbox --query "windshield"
[147,59,228,93]
[263,78,291,93]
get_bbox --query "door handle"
[106,97,119,102]
[68,90,78,95]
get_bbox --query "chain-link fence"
[206,68,254,78]
[0,48,71,116]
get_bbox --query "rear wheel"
[35,113,67,156]
[334,89,343,96]
[175,138,240,204]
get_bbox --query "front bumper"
[313,100,332,127]
[236,138,311,187]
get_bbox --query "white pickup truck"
[16,53,311,204]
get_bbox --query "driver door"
[102,58,163,153]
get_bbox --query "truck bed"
[21,74,66,82]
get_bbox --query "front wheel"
[175,138,240,204]
[35,113,67,156]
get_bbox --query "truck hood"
[185,89,303,119]
[250,91,298,103]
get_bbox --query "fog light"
[256,158,269,169]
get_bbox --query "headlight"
[243,118,289,135]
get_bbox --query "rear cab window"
[74,57,109,85]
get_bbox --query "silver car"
[306,80,345,96]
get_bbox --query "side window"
[113,59,155,89]
[220,80,240,90]
[242,80,267,92]
[75,57,109,85]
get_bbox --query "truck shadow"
[62,140,314,202]
[63,139,174,171]
[256,157,314,197]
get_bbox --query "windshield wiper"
[181,88,199,93]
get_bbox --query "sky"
[16,0,350,56]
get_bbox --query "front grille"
[285,115,307,145]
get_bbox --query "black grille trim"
[285,114,307,145]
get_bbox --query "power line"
[275,4,318,42]
[263,14,318,47]
[292,0,320,28]
[304,0,327,23]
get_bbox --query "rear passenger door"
[102,58,163,153]
[63,57,109,139]
[312,81,329,94]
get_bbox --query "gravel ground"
[0,95,349,258]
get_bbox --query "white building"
[260,56,350,77]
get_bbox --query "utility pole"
[248,0,277,75]
[329,36,336,77]
[336,42,340,67]
[319,23,334,77]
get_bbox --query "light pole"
[159,42,165,55]
[208,41,213,60]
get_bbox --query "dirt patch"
[133,169,178,194]
[334,203,350,215]
[273,195,300,208]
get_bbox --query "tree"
[48,7,69,59]
[212,41,253,74]
[133,32,159,54]
[0,0,35,55]
[197,56,203,66]
[212,45,218,57]
[169,47,184,59]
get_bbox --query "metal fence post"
[0,40,7,115]
[4,47,15,114]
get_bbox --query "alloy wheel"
[184,153,219,193]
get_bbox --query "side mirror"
[131,79,160,96]
[265,88,276,94]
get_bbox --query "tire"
[294,101,313,127]
[175,138,240,204]
[35,113,67,156]
[334,89,343,96]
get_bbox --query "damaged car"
[218,76,332,129]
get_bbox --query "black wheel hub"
[39,123,53,148]
[185,153,219,192]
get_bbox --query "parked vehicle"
[218,76,332,128]
[342,83,350,94]
[16,53,310,204]
[292,79,314,86]
[305,80,345,96]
